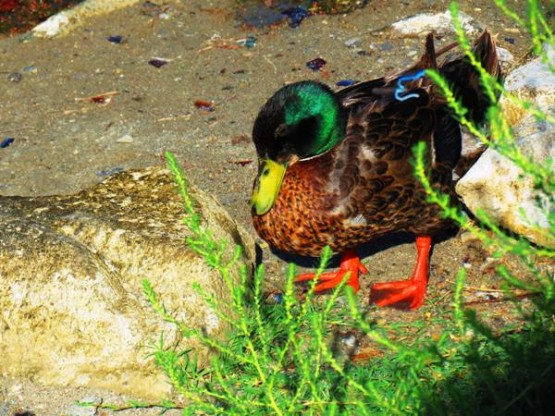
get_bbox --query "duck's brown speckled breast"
[252,157,456,257]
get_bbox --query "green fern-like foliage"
[418,1,554,284]
[98,1,555,414]
[412,1,555,414]
[147,153,415,415]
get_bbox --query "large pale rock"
[31,0,147,37]
[457,45,555,248]
[391,11,482,36]
[0,167,255,399]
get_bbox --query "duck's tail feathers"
[438,29,503,126]
[419,33,438,70]
[386,33,441,84]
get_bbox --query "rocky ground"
[0,0,548,414]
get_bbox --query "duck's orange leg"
[295,251,368,293]
[370,235,432,309]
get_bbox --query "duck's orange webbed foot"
[370,235,432,310]
[295,251,368,293]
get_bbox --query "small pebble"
[90,95,110,104]
[336,79,357,87]
[306,57,327,71]
[116,134,134,143]
[496,47,515,64]
[141,0,163,17]
[236,5,285,28]
[0,402,11,415]
[265,291,283,304]
[459,231,481,245]
[474,291,500,301]
[194,99,215,111]
[9,383,23,395]
[344,37,361,48]
[233,159,253,166]
[65,396,102,416]
[97,167,124,177]
[237,34,256,48]
[462,255,472,269]
[23,65,37,73]
[1,138,15,148]
[503,37,516,45]
[479,257,500,271]
[244,35,257,48]
[148,58,167,68]
[379,42,394,51]
[341,333,357,348]
[8,72,22,83]
[107,35,124,44]
[282,6,310,28]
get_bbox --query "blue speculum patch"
[394,70,426,101]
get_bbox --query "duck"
[251,31,502,309]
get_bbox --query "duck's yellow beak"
[251,158,287,216]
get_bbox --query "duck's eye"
[262,168,270,176]
[275,123,289,138]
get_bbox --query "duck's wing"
[326,85,439,227]
[336,33,440,112]
[326,31,501,224]
[334,77,387,110]
[326,34,461,224]
[437,30,502,178]
[438,29,502,125]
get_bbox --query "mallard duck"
[251,31,502,309]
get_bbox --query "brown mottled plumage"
[251,31,502,309]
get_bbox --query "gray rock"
[456,45,555,248]
[0,167,255,399]
[7,72,22,83]
[344,37,361,48]
[64,396,101,416]
[496,47,515,71]
[32,0,144,38]
[503,43,555,101]
[391,11,482,36]
[0,400,10,416]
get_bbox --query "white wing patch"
[359,144,377,161]
[344,213,367,227]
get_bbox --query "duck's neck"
[285,83,346,158]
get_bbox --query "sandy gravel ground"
[0,0,540,413]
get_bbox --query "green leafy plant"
[134,153,468,416]
[96,0,554,414]
[412,1,555,414]
[418,1,554,289]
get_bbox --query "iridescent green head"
[251,81,347,215]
